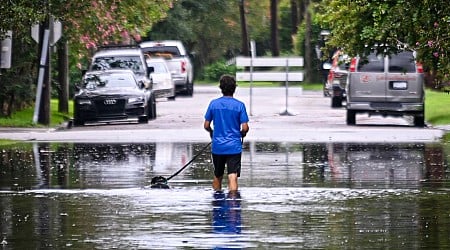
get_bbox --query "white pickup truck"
[139,40,194,96]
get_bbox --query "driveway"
[0,86,445,143]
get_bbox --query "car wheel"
[186,83,193,96]
[138,116,149,123]
[346,110,356,125]
[331,96,342,108]
[148,94,157,120]
[413,114,425,127]
[73,118,84,126]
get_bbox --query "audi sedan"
[73,69,156,126]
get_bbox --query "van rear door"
[385,51,424,103]
[348,53,386,102]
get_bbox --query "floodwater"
[0,140,449,249]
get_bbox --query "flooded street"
[1,140,449,249]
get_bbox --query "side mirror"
[149,66,155,73]
[322,62,332,70]
[74,83,82,91]
[138,80,146,89]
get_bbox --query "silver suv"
[346,51,425,127]
[88,45,152,89]
[139,40,194,96]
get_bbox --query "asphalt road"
[0,86,446,143]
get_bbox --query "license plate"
[392,81,407,90]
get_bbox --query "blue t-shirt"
[204,96,249,155]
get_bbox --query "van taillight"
[416,62,423,73]
[349,58,357,72]
[181,61,186,73]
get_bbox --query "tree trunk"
[270,0,280,57]
[57,38,69,114]
[239,0,250,56]
[304,0,312,83]
[290,0,299,35]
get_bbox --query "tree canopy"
[319,0,450,84]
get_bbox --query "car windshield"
[142,46,181,58]
[147,62,168,73]
[83,73,137,89]
[91,56,144,74]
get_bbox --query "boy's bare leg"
[227,173,238,191]
[213,176,223,191]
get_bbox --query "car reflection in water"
[305,142,446,188]
[0,141,445,191]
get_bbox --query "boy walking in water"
[204,75,249,192]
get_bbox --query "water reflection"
[212,191,243,249]
[0,140,449,249]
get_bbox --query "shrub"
[202,59,237,81]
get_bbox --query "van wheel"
[331,96,342,108]
[413,115,425,127]
[346,110,356,125]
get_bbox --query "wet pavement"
[0,86,449,249]
[0,140,449,249]
[0,86,445,143]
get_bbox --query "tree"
[239,0,250,56]
[319,0,450,86]
[0,0,172,122]
[270,0,280,56]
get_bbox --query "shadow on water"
[0,140,449,249]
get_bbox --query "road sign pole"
[280,58,293,116]
[33,29,50,124]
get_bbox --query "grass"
[0,99,73,128]
[0,88,447,128]
[425,90,450,125]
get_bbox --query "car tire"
[346,110,356,125]
[138,116,149,123]
[148,94,157,120]
[73,118,84,126]
[413,114,425,127]
[331,96,342,108]
[186,81,193,96]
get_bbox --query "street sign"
[31,19,62,45]
[1,30,12,69]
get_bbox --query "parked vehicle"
[88,45,152,89]
[139,40,194,96]
[146,58,175,100]
[73,70,156,126]
[324,50,350,108]
[346,50,425,126]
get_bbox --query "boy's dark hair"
[219,74,237,96]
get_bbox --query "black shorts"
[212,153,241,178]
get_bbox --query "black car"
[73,70,156,126]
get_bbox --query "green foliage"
[318,0,450,85]
[202,60,237,82]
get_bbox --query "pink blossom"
[433,52,439,58]
[427,40,433,47]
[434,22,438,27]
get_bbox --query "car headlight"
[128,97,144,103]
[77,99,92,105]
